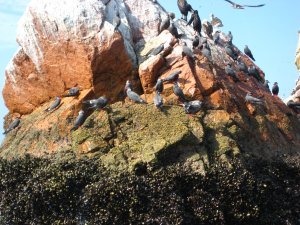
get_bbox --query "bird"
[83,96,108,110]
[154,78,164,93]
[182,42,195,59]
[44,97,61,112]
[70,110,86,132]
[263,80,270,92]
[237,57,248,74]
[147,44,164,57]
[244,45,255,61]
[126,88,147,103]
[177,0,193,21]
[245,93,264,104]
[62,87,80,97]
[272,82,279,96]
[210,14,223,27]
[183,100,203,114]
[153,91,164,109]
[201,43,212,61]
[248,66,262,82]
[202,20,213,39]
[187,10,202,36]
[225,63,239,82]
[159,14,171,34]
[227,31,233,45]
[225,44,238,60]
[168,22,181,39]
[162,70,181,83]
[213,30,221,45]
[287,100,300,110]
[124,80,134,93]
[173,82,188,102]
[3,118,21,135]
[192,36,200,49]
[224,0,265,9]
[113,11,121,32]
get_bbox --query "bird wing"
[224,0,235,5]
[243,4,265,7]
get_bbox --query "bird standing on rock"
[113,11,121,32]
[63,87,80,97]
[3,118,20,135]
[263,80,270,92]
[227,31,233,45]
[44,97,61,112]
[225,44,238,60]
[177,0,193,21]
[183,100,203,114]
[155,78,164,93]
[237,57,248,74]
[272,82,279,96]
[248,66,262,82]
[244,45,255,61]
[213,30,221,45]
[201,43,212,61]
[187,10,202,36]
[192,35,199,49]
[126,88,147,104]
[153,91,164,109]
[159,13,171,34]
[245,93,264,104]
[202,20,213,39]
[225,63,239,82]
[173,82,188,102]
[182,42,195,59]
[162,70,181,83]
[70,110,86,132]
[83,96,108,110]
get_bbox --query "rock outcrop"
[1,0,300,172]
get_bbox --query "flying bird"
[210,14,223,27]
[224,0,265,9]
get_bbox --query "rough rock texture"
[3,0,166,114]
[1,0,300,172]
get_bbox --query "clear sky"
[0,0,299,143]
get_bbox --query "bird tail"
[2,130,7,135]
[62,94,71,97]
[44,108,49,112]
[70,126,78,132]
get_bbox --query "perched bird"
[113,11,121,32]
[263,80,270,92]
[187,10,202,36]
[225,44,238,60]
[248,66,262,82]
[159,13,171,34]
[272,82,279,96]
[192,35,200,49]
[162,70,181,83]
[147,44,164,57]
[210,14,223,27]
[227,31,233,45]
[183,100,203,114]
[3,118,20,135]
[83,96,108,110]
[225,63,239,82]
[201,43,212,61]
[237,57,248,74]
[202,20,213,39]
[213,30,221,45]
[182,42,195,59]
[154,78,164,93]
[44,97,61,112]
[177,0,193,21]
[168,22,181,39]
[245,93,264,104]
[126,88,147,103]
[70,110,86,132]
[124,80,134,92]
[224,0,265,9]
[63,87,80,97]
[244,45,255,61]
[173,82,188,102]
[153,91,163,109]
[287,100,300,110]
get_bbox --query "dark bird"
[162,70,181,83]
[187,10,202,36]
[159,13,172,34]
[210,14,223,27]
[224,0,265,9]
[213,30,221,45]
[272,82,279,96]
[225,44,238,60]
[287,100,300,110]
[113,11,121,32]
[44,97,61,112]
[155,78,164,93]
[245,93,264,104]
[3,118,20,135]
[168,22,181,39]
[63,87,80,97]
[263,80,270,92]
[192,35,200,49]
[173,82,188,102]
[183,100,203,114]
[70,110,86,132]
[147,44,164,57]
[201,44,212,61]
[177,0,193,21]
[182,42,195,59]
[248,66,262,82]
[244,45,255,61]
[202,20,213,39]
[153,91,163,109]
[83,96,108,110]
[237,57,248,74]
[227,31,233,45]
[225,63,239,82]
[126,88,147,103]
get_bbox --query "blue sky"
[0,0,299,142]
